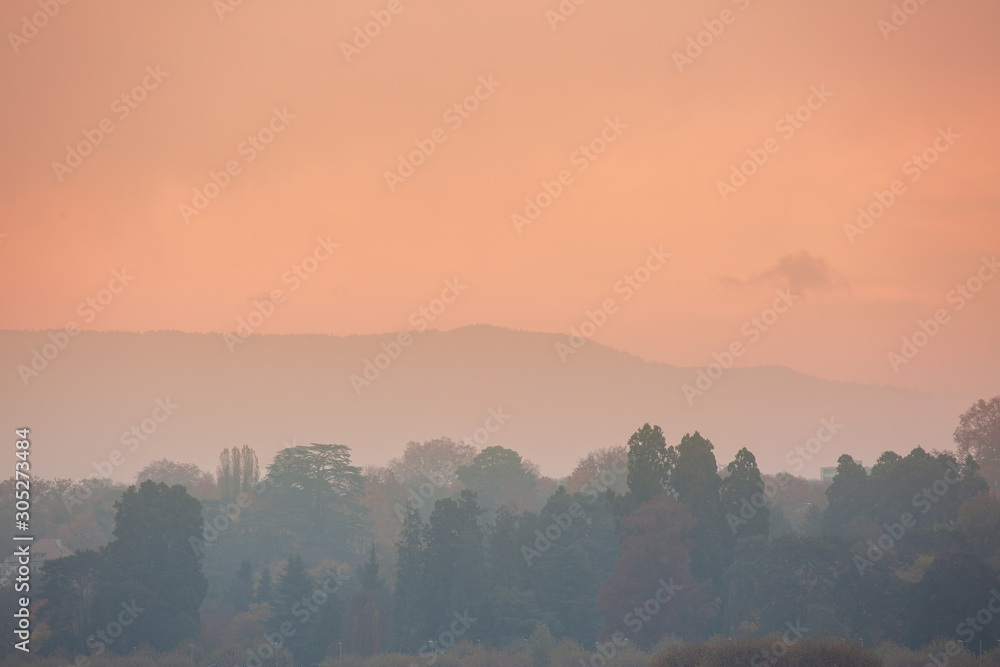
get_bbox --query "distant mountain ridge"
[0,326,964,483]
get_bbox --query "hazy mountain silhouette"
[1,326,964,482]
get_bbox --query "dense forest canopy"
[2,396,999,666]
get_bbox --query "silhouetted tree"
[721,447,770,539]
[97,480,208,652]
[134,459,213,492]
[625,424,672,506]
[263,443,368,561]
[670,432,730,585]
[457,446,538,513]
[225,559,255,612]
[392,505,427,652]
[823,454,872,534]
[907,551,1000,648]
[255,566,274,605]
[343,545,390,656]
[38,550,104,653]
[217,445,260,503]
[270,554,341,663]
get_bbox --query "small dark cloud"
[722,251,849,296]
[245,292,283,307]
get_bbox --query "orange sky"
[2,0,998,399]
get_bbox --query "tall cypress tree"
[528,488,602,645]
[721,447,770,539]
[486,505,524,591]
[343,545,390,656]
[448,490,486,638]
[625,424,674,506]
[271,555,321,664]
[392,504,427,651]
[226,560,255,612]
[423,498,464,636]
[668,432,729,585]
[256,566,274,605]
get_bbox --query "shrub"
[648,635,882,667]
[528,623,556,667]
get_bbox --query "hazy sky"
[2,0,998,399]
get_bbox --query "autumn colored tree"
[56,512,108,552]
[0,477,111,557]
[387,437,475,487]
[219,611,265,650]
[564,445,629,496]
[954,396,1000,490]
[135,459,214,499]
[596,494,714,646]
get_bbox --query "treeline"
[386,426,999,655]
[0,396,998,665]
